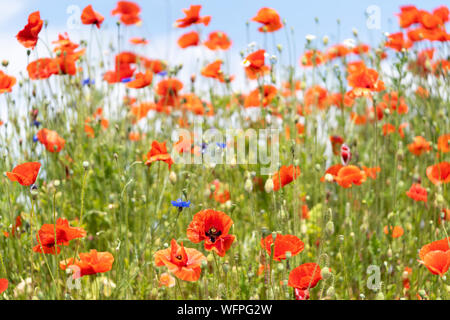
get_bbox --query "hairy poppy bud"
[375,292,385,300]
[321,268,331,280]
[244,179,253,192]
[265,178,274,193]
[169,171,177,184]
[326,286,335,298]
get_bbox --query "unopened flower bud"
[265,178,274,193]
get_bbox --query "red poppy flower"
[406,183,427,202]
[294,288,310,300]
[272,165,301,191]
[37,128,65,153]
[397,5,420,28]
[288,263,322,290]
[126,70,153,89]
[362,166,381,180]
[181,94,214,117]
[208,180,230,204]
[0,71,16,94]
[130,102,154,123]
[304,85,329,110]
[300,50,326,67]
[6,162,41,186]
[178,31,200,49]
[60,250,114,278]
[326,44,350,60]
[4,214,22,238]
[159,272,176,287]
[156,78,183,108]
[261,234,304,261]
[81,5,104,28]
[385,32,412,51]
[244,85,277,108]
[155,239,206,282]
[437,134,450,154]
[201,60,233,83]
[0,278,8,294]
[419,237,450,276]
[129,37,149,45]
[346,61,385,98]
[145,141,174,169]
[329,92,354,109]
[320,164,343,182]
[251,7,283,32]
[187,209,235,257]
[141,58,166,74]
[27,58,59,80]
[34,218,86,255]
[408,136,431,156]
[384,225,404,238]
[335,165,367,188]
[111,1,141,25]
[16,11,43,49]
[104,62,135,84]
[204,31,231,50]
[426,162,450,185]
[243,50,269,80]
[175,5,211,28]
[330,136,344,156]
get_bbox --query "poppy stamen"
[206,227,222,243]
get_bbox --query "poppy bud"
[1,60,9,67]
[321,268,331,280]
[322,36,329,46]
[264,178,274,193]
[375,292,385,300]
[340,144,351,166]
[169,171,177,184]
[244,179,253,192]
[326,286,335,298]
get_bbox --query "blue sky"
[0,0,446,81]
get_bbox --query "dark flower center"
[206,227,222,243]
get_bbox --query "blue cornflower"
[201,142,208,154]
[33,120,41,128]
[82,78,95,86]
[158,71,168,77]
[33,135,38,142]
[216,142,226,149]
[121,77,132,83]
[171,199,191,209]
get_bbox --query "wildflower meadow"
[0,1,449,303]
